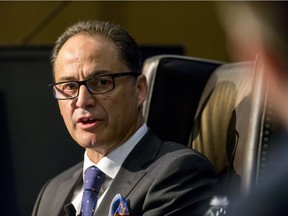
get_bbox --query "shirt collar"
[83,123,148,179]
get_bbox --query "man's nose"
[75,85,95,108]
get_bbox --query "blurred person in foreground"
[32,20,218,216]
[218,2,288,216]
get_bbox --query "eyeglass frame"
[48,71,141,100]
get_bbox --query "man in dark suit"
[32,20,218,216]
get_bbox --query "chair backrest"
[190,58,270,197]
[142,54,271,199]
[142,55,222,144]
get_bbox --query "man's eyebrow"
[57,76,76,82]
[57,70,114,82]
[87,70,113,78]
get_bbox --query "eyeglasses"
[48,72,140,100]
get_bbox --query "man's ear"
[136,74,148,108]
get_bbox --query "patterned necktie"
[81,166,105,216]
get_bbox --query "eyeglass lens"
[51,72,139,100]
[53,76,114,99]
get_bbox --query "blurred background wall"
[0,1,230,215]
[0,1,229,61]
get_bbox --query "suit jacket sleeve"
[32,180,51,216]
[139,148,217,216]
[31,162,83,216]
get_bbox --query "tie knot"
[83,166,105,192]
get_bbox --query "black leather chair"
[142,55,222,145]
[142,55,272,200]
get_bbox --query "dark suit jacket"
[32,130,218,216]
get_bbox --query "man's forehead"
[56,35,119,64]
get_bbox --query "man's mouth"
[80,118,97,124]
[76,115,103,129]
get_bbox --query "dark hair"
[51,20,142,76]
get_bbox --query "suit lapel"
[53,163,83,216]
[96,130,162,215]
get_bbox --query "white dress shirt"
[71,123,148,215]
